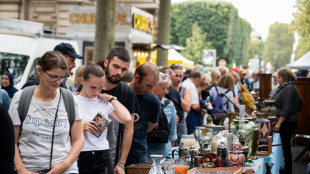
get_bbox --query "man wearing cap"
[54,42,83,74]
[238,69,252,92]
[53,43,83,88]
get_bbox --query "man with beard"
[96,47,139,174]
[126,62,161,166]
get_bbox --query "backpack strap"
[59,87,75,129]
[215,86,219,96]
[223,90,230,111]
[18,86,75,129]
[18,86,36,126]
[120,82,129,105]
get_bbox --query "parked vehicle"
[0,17,82,89]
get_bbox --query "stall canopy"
[287,51,310,70]
[137,49,194,69]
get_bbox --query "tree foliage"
[170,1,251,66]
[262,22,295,71]
[181,23,212,64]
[291,0,310,60]
[291,0,310,36]
[245,38,264,67]
[294,34,310,60]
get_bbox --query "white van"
[0,18,82,90]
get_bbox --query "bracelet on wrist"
[117,161,125,169]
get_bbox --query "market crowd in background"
[0,44,306,174]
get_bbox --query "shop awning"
[136,49,194,69]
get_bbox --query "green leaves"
[181,23,211,64]
[291,0,310,61]
[262,22,295,70]
[170,1,251,67]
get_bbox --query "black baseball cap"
[54,42,83,59]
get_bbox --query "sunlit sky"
[171,0,297,41]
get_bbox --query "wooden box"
[188,167,243,174]
[126,163,152,174]
[256,136,272,156]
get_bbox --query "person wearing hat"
[54,42,83,74]
[238,69,252,92]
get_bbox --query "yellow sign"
[132,13,154,34]
[69,13,127,25]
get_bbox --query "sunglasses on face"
[170,64,183,69]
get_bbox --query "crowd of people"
[0,43,303,174]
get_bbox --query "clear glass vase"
[149,154,164,174]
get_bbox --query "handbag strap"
[49,89,62,168]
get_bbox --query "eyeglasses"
[170,64,183,70]
[45,71,68,82]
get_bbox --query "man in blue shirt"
[127,62,161,166]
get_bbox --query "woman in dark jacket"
[269,67,303,174]
[1,72,18,98]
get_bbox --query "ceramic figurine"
[255,112,271,144]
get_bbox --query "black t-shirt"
[101,82,139,114]
[0,104,15,174]
[127,93,161,165]
[101,82,140,164]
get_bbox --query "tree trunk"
[157,0,171,67]
[94,0,116,62]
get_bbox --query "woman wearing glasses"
[147,72,177,159]
[9,51,84,174]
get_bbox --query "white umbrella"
[287,51,310,70]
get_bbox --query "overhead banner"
[202,49,216,67]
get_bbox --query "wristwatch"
[109,96,117,103]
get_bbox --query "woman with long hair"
[209,74,235,124]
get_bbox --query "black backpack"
[147,99,171,143]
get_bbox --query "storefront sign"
[132,13,154,34]
[69,12,128,25]
[67,6,154,44]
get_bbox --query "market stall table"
[245,133,284,173]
